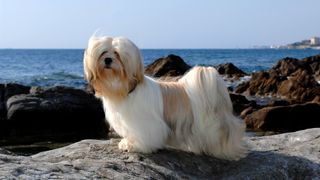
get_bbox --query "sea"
[0,49,320,88]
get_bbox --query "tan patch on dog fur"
[159,82,194,144]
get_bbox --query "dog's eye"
[99,51,108,59]
[114,51,120,58]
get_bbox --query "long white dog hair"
[84,36,247,160]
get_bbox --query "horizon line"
[0,47,307,50]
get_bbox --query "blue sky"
[0,0,319,49]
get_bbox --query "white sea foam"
[221,75,252,91]
[240,75,252,82]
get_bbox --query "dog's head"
[84,36,144,100]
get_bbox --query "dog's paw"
[118,138,134,152]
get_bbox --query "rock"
[265,99,291,107]
[236,70,286,96]
[0,128,319,179]
[245,103,320,131]
[229,93,257,115]
[247,128,320,163]
[312,96,320,103]
[0,83,31,119]
[145,54,191,78]
[235,55,320,102]
[0,84,6,120]
[272,57,312,76]
[232,96,291,120]
[0,84,31,137]
[2,86,107,145]
[0,148,14,155]
[215,63,247,78]
[277,69,320,102]
[240,107,254,119]
[302,54,320,81]
[3,83,31,101]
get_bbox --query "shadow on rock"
[144,149,320,179]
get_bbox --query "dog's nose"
[104,58,113,68]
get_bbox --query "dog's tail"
[179,66,247,160]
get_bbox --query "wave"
[24,71,87,88]
[223,75,251,90]
[31,71,82,81]
[50,71,84,80]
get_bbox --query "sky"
[0,0,320,49]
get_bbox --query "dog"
[84,36,247,160]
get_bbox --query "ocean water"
[0,49,319,88]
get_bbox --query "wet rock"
[245,103,320,131]
[215,63,247,78]
[145,54,191,78]
[265,99,291,107]
[0,84,31,119]
[0,128,319,179]
[229,93,257,115]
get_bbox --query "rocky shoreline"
[0,54,319,144]
[0,53,319,177]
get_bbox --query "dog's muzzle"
[104,58,113,69]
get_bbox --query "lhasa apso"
[84,36,247,160]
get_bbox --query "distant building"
[310,37,320,45]
[267,36,320,49]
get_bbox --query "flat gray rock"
[1,128,320,179]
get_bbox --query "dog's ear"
[83,49,94,83]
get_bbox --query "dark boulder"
[0,83,31,119]
[271,57,312,76]
[145,54,191,78]
[3,83,31,101]
[0,84,5,120]
[3,86,107,145]
[245,103,320,131]
[277,69,320,102]
[302,54,320,81]
[0,84,31,137]
[215,63,247,78]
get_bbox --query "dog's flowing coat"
[84,36,247,160]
